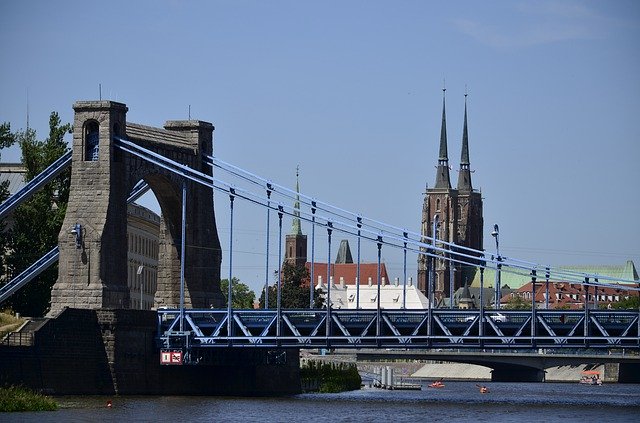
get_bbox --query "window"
[84,121,99,161]
[436,198,441,211]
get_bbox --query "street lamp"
[69,223,82,249]
[491,224,501,310]
[137,264,144,309]
[430,214,439,309]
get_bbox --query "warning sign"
[160,350,183,365]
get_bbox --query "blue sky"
[1,1,638,294]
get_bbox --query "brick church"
[417,90,484,304]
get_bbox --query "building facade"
[127,203,160,310]
[418,91,484,305]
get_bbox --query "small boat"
[429,380,445,388]
[476,384,490,393]
[580,371,603,385]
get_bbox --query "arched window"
[85,121,99,161]
[436,198,441,211]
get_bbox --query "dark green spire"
[457,93,473,191]
[435,88,451,189]
[291,166,302,236]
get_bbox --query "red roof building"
[304,262,390,288]
[504,281,637,309]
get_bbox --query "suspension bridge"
[1,101,638,368]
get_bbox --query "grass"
[300,361,362,393]
[0,310,25,338]
[0,386,58,412]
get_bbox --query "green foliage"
[503,295,532,310]
[2,113,71,317]
[0,122,16,273]
[0,122,15,150]
[0,311,25,338]
[259,262,324,309]
[610,295,640,310]
[0,385,58,412]
[300,360,361,393]
[220,277,256,309]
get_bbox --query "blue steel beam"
[0,246,60,303]
[0,151,72,220]
[157,308,640,351]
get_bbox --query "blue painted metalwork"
[7,136,639,357]
[0,150,72,219]
[356,216,362,310]
[325,222,333,346]
[376,236,382,343]
[179,181,187,333]
[0,246,60,303]
[310,201,316,309]
[402,231,408,310]
[264,184,272,309]
[276,205,283,339]
[157,308,640,350]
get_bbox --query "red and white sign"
[160,350,183,365]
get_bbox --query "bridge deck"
[157,308,640,351]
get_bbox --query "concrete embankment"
[411,362,615,382]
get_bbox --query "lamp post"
[137,264,144,309]
[491,224,501,310]
[430,214,439,309]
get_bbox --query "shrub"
[0,386,58,412]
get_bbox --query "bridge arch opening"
[127,178,162,310]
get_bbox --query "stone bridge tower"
[49,101,223,315]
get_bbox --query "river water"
[4,381,640,422]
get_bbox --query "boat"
[428,379,445,388]
[580,371,603,385]
[476,384,490,393]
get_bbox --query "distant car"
[464,313,507,323]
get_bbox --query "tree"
[611,294,640,310]
[3,113,71,316]
[504,294,532,310]
[0,122,16,278]
[220,277,256,309]
[259,262,324,309]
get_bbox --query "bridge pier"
[618,362,640,383]
[0,308,300,395]
[491,364,545,382]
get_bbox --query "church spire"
[434,87,451,189]
[291,165,303,236]
[457,92,473,191]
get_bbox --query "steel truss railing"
[157,308,640,352]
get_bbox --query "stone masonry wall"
[0,308,301,395]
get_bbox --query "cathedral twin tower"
[417,90,484,304]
